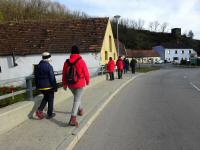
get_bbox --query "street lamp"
[114,15,120,57]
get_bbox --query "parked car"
[155,60,164,64]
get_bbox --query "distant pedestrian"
[107,57,115,80]
[116,56,124,79]
[130,58,137,74]
[124,58,129,73]
[34,52,57,120]
[62,45,90,127]
[123,58,126,74]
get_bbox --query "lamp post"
[114,15,120,57]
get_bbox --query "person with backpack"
[107,57,115,80]
[34,52,57,119]
[62,45,90,127]
[116,56,124,79]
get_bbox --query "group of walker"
[107,56,137,81]
[34,45,90,127]
[33,46,137,127]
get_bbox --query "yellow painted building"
[100,20,118,64]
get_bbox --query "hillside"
[111,22,200,55]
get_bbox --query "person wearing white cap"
[34,52,57,119]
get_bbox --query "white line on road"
[190,82,200,91]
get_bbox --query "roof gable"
[0,18,109,56]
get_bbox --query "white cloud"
[55,0,200,39]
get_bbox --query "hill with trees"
[111,19,200,55]
[0,0,88,22]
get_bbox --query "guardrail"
[0,65,107,101]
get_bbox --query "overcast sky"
[54,0,200,39]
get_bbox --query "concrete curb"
[0,75,106,135]
[57,74,141,150]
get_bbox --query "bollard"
[26,76,33,100]
[102,66,104,75]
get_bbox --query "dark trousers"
[109,72,114,80]
[124,67,128,74]
[131,67,135,74]
[117,69,123,79]
[38,89,54,116]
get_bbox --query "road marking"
[190,82,200,91]
[62,74,142,150]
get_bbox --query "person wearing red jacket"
[62,45,90,127]
[116,56,124,79]
[107,57,115,80]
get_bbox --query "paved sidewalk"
[0,73,139,150]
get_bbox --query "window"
[189,50,191,54]
[175,50,177,54]
[105,51,108,61]
[167,50,170,54]
[109,35,112,52]
[182,50,184,54]
[0,66,1,73]
[173,57,178,60]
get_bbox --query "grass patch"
[136,66,160,73]
[0,93,27,108]
[0,89,42,108]
[0,82,63,108]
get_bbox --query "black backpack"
[66,57,82,84]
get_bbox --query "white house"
[153,45,197,63]
[126,49,161,64]
[165,48,197,63]
[0,18,118,84]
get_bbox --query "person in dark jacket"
[35,52,57,119]
[130,58,137,74]
[123,58,129,74]
[116,56,124,79]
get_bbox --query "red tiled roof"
[126,49,160,58]
[0,18,109,56]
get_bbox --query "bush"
[180,59,187,65]
[197,59,200,66]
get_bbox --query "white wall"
[129,57,160,64]
[0,52,101,84]
[165,49,197,63]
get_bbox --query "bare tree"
[129,19,137,29]
[148,21,154,31]
[153,21,160,31]
[188,30,194,39]
[137,19,145,30]
[160,22,168,32]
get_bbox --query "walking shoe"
[78,108,84,116]
[46,113,56,119]
[36,111,44,120]
[68,116,79,127]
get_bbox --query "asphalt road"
[74,68,200,150]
